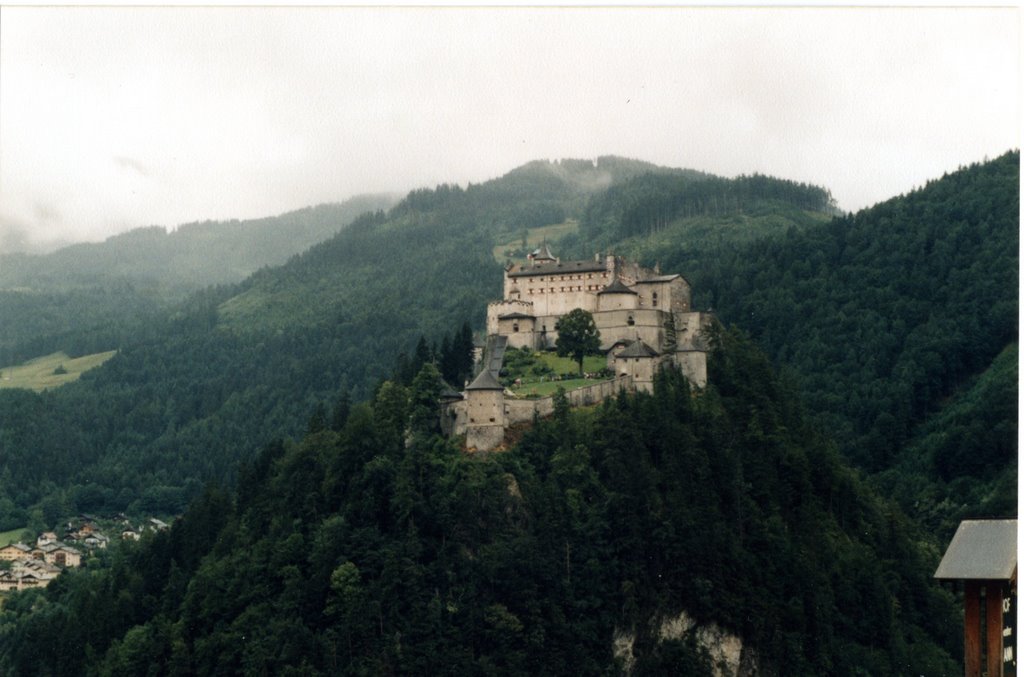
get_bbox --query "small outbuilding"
[935,519,1017,677]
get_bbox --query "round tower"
[597,278,639,312]
[464,369,506,451]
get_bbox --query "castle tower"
[597,278,639,312]
[464,369,506,451]
[613,339,662,393]
[529,242,556,266]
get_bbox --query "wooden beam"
[987,582,1004,677]
[966,580,981,677]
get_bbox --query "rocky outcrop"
[613,611,760,676]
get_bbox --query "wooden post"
[966,581,981,677]
[987,582,1005,677]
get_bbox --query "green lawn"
[532,352,604,375]
[506,351,610,397]
[0,527,28,548]
[0,350,117,392]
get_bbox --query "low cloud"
[112,155,150,178]
[0,219,29,255]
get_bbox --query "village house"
[0,558,62,591]
[0,543,32,562]
[38,543,83,568]
[1,535,84,572]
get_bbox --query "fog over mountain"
[0,6,1017,252]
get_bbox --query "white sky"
[0,6,1019,251]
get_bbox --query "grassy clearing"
[0,350,117,392]
[505,350,609,398]
[0,527,28,548]
[492,219,580,263]
[533,352,606,375]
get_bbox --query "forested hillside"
[693,152,1018,535]
[0,194,394,364]
[1,157,761,522]
[0,333,960,675]
[549,151,1019,534]
[0,194,395,292]
[0,150,1010,675]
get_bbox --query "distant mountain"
[0,153,1006,674]
[0,155,833,522]
[0,194,395,363]
[0,194,397,293]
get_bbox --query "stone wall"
[633,276,691,314]
[465,424,505,453]
[673,351,708,388]
[596,309,666,351]
[486,299,535,335]
[614,354,664,393]
[597,291,639,312]
[448,376,633,451]
[675,311,713,350]
[505,398,546,425]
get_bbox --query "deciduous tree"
[555,308,601,376]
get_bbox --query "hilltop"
[0,330,961,675]
[535,151,1020,533]
[0,152,1011,545]
[0,155,835,525]
[0,151,1012,675]
[0,194,394,365]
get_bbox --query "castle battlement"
[447,247,713,452]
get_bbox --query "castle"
[444,245,714,451]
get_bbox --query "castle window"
[653,292,658,307]
[627,315,635,326]
[489,417,495,423]
[513,323,519,333]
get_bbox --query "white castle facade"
[446,245,714,451]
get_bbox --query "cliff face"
[614,611,760,676]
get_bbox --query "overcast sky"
[0,6,1019,252]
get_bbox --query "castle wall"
[496,317,537,350]
[566,376,630,405]
[520,286,599,317]
[675,311,713,350]
[614,355,665,393]
[634,277,691,314]
[450,376,634,451]
[505,377,631,426]
[506,398,547,425]
[487,300,534,335]
[673,351,708,388]
[596,309,666,351]
[466,425,505,452]
[597,292,638,312]
[612,257,643,286]
[466,389,504,427]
